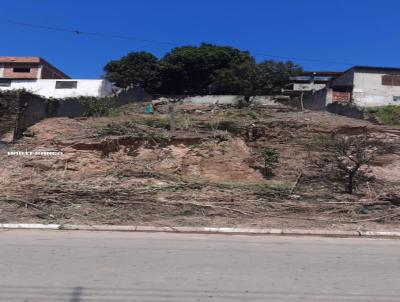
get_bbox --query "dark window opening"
[382,75,400,86]
[331,85,353,93]
[13,67,31,73]
[0,79,11,87]
[55,81,77,89]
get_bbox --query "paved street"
[0,230,400,301]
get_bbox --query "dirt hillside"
[1,102,399,230]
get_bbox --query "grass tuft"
[368,105,400,125]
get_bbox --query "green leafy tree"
[158,43,254,95]
[211,60,257,93]
[256,60,303,94]
[103,45,303,97]
[211,59,302,105]
[103,51,160,93]
[156,44,257,129]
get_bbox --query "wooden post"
[300,92,304,111]
[12,91,21,141]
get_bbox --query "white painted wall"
[353,72,400,107]
[0,79,114,98]
[158,95,279,105]
[293,83,326,91]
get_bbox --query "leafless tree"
[311,134,393,194]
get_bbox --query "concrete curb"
[1,223,400,238]
[0,223,60,230]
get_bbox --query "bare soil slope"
[1,102,399,230]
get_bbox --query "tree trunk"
[347,174,354,194]
[169,103,176,131]
[264,161,272,178]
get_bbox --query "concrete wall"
[326,102,366,120]
[0,92,50,139]
[301,88,332,110]
[115,86,151,106]
[158,95,279,105]
[16,93,48,136]
[9,93,96,138]
[293,83,326,91]
[0,79,113,98]
[352,72,400,107]
[52,99,86,118]
[0,91,19,137]
[3,87,150,139]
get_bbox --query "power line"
[3,19,356,66]
[1,20,179,46]
[253,52,354,66]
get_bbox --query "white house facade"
[330,66,400,107]
[301,66,400,110]
[0,79,114,98]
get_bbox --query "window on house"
[13,67,31,73]
[393,96,400,102]
[382,75,400,86]
[0,79,11,87]
[55,81,77,89]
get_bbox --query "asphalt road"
[0,230,400,301]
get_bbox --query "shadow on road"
[69,286,84,302]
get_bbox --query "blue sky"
[2,0,399,78]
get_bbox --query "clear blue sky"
[2,0,399,78]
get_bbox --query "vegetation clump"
[81,97,113,117]
[258,147,280,178]
[368,105,400,125]
[96,122,134,136]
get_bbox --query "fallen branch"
[157,198,254,216]
[289,171,302,194]
[0,197,41,209]
[351,211,400,223]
